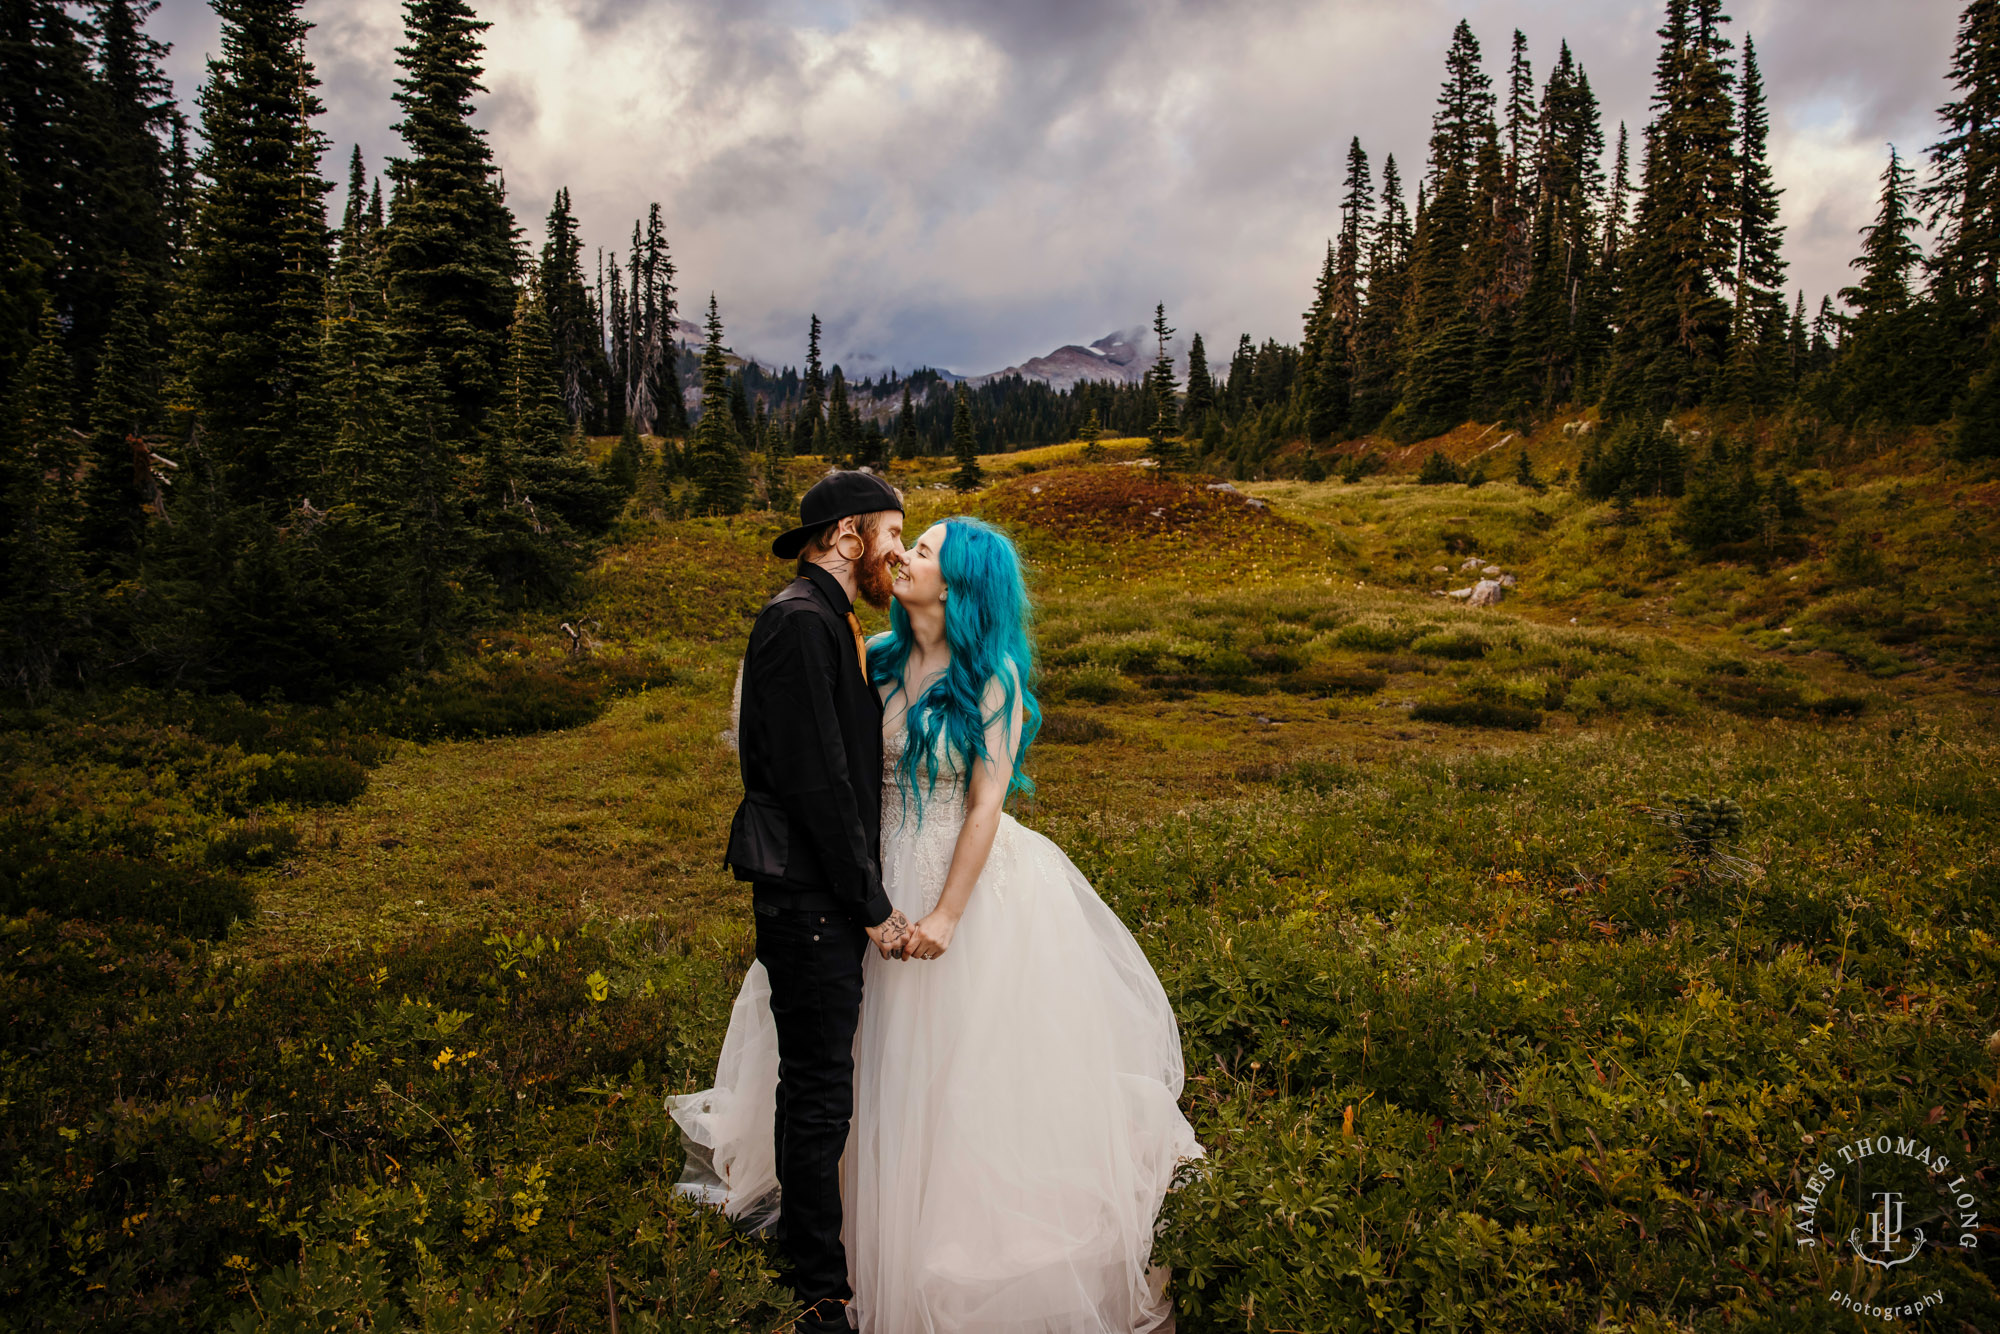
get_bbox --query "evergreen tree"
[1353,153,1410,429]
[498,281,570,475]
[603,250,628,434]
[1079,406,1104,461]
[0,0,112,381]
[794,312,825,455]
[1146,302,1184,469]
[691,294,747,514]
[475,277,605,605]
[1785,289,1810,388]
[1835,146,1931,424]
[88,0,179,375]
[1721,33,1787,406]
[762,425,793,512]
[1513,445,1541,489]
[1922,0,2000,346]
[381,0,519,442]
[1416,448,1461,484]
[1308,138,1371,440]
[625,203,680,436]
[315,196,393,508]
[1950,328,2000,459]
[0,130,43,397]
[395,353,463,663]
[1222,333,1256,419]
[175,0,332,505]
[1399,20,1495,436]
[1493,29,1538,380]
[1182,332,1214,430]
[828,364,858,466]
[951,382,981,489]
[1606,0,1739,412]
[1604,120,1632,263]
[79,276,158,568]
[0,302,85,695]
[894,383,919,460]
[608,414,641,494]
[1299,240,1340,438]
[1504,28,1538,195]
[539,187,605,427]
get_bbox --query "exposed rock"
[1481,565,1503,577]
[1444,586,1474,599]
[1431,564,1450,573]
[1458,556,1485,571]
[1468,578,1505,607]
[1204,481,1241,493]
[1499,574,1518,587]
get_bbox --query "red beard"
[855,543,897,611]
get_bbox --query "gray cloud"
[157,0,1964,377]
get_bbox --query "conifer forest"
[3,0,1999,1330]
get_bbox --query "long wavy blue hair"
[868,516,1041,826]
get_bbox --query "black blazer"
[724,562,893,927]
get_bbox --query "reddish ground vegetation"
[981,465,1294,541]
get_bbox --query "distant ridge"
[966,328,1150,392]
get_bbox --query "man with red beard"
[725,469,910,1334]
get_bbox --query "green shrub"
[1695,672,1867,720]
[0,847,253,937]
[1055,664,1129,705]
[1410,629,1490,659]
[1334,622,1411,652]
[1410,698,1542,730]
[205,821,303,869]
[249,753,370,805]
[1277,660,1387,696]
[1204,648,1257,678]
[362,664,611,741]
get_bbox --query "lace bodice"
[880,719,970,917]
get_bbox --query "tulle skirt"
[671,812,1203,1332]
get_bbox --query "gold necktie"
[846,611,868,677]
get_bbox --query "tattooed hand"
[866,909,912,960]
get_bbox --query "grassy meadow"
[4,434,2000,1331]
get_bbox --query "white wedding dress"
[671,703,1203,1332]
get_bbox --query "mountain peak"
[967,327,1152,391]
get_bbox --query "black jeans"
[754,896,867,1328]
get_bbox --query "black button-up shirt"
[724,562,893,927]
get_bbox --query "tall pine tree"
[691,294,747,513]
[1721,33,1787,406]
[1147,302,1184,470]
[1922,0,2000,407]
[0,302,85,695]
[1834,147,1932,424]
[794,312,826,455]
[951,381,981,489]
[1607,0,1739,412]
[175,0,332,506]
[539,187,605,427]
[381,0,518,442]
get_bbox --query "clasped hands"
[865,908,957,961]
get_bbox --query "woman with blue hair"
[846,513,1203,1330]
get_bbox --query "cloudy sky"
[157,0,1964,378]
